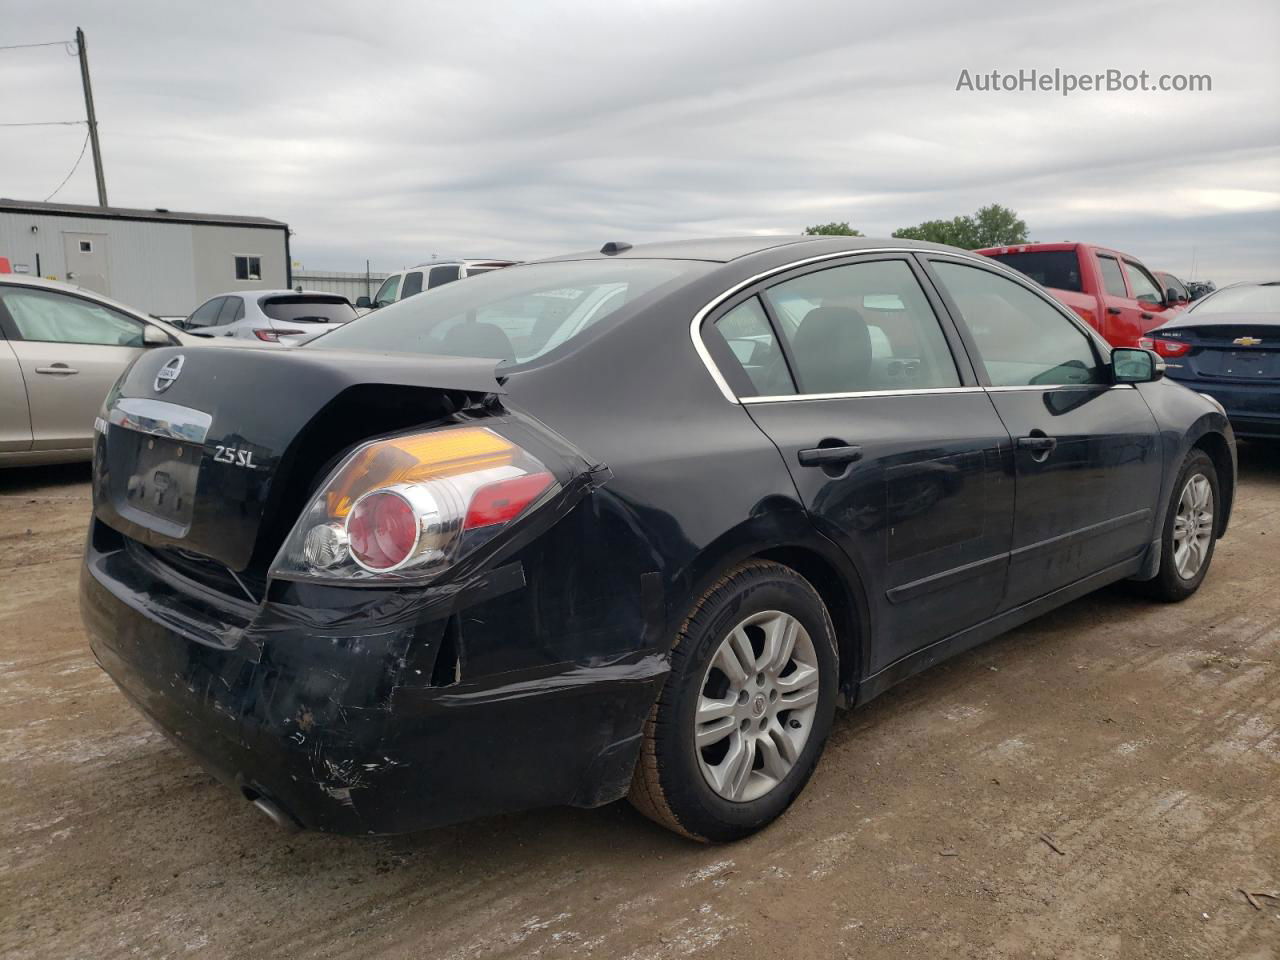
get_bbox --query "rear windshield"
[1190,284,1280,315]
[261,295,356,324]
[310,259,709,365]
[984,251,1083,293]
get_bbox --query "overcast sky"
[2,0,1276,282]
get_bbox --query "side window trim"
[699,253,978,402]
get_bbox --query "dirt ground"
[1,447,1278,960]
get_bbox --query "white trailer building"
[0,198,290,318]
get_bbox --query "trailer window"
[234,256,262,281]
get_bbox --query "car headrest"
[792,306,872,393]
[440,321,516,363]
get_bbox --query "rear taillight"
[253,328,306,342]
[1138,336,1190,358]
[272,426,557,583]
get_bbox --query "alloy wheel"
[694,610,821,802]
[1172,474,1214,580]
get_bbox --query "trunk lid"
[93,345,502,572]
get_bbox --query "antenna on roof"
[600,241,632,256]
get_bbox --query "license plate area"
[1223,350,1275,378]
[120,433,201,533]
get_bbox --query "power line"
[0,39,76,53]
[43,129,91,202]
[0,120,87,127]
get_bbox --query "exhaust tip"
[246,792,301,833]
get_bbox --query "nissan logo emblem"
[154,355,185,393]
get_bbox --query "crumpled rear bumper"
[80,527,665,835]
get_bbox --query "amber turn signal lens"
[324,427,514,519]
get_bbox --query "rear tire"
[628,560,839,842]
[1142,449,1219,602]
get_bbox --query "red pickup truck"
[975,242,1183,347]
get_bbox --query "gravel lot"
[2,445,1278,960]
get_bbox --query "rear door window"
[401,271,424,298]
[713,297,794,397]
[761,259,960,395]
[1096,255,1129,298]
[215,296,243,325]
[428,265,462,289]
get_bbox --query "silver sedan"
[0,276,208,468]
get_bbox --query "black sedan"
[1142,280,1280,439]
[81,236,1236,842]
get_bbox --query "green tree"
[970,204,1028,247]
[892,204,1028,249]
[803,221,864,236]
[892,216,977,248]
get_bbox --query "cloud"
[1,0,1276,284]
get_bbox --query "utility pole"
[75,26,108,207]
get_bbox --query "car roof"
[536,236,821,263]
[206,289,349,300]
[406,259,519,269]
[536,234,990,265]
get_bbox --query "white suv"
[359,259,518,310]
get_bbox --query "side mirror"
[1113,347,1164,383]
[355,296,371,308]
[143,325,172,347]
[1165,288,1182,306]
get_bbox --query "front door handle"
[1140,311,1154,320]
[1017,434,1058,461]
[35,364,79,375]
[798,444,863,467]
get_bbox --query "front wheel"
[628,560,839,842]
[1143,449,1220,602]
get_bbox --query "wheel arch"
[1189,429,1235,537]
[676,508,871,708]
[752,544,866,706]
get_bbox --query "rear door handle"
[798,444,863,467]
[35,364,79,375]
[1017,435,1058,460]
[1106,306,1122,316]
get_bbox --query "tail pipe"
[244,789,302,833]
